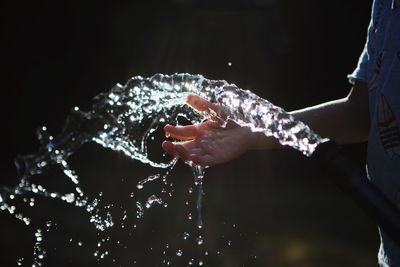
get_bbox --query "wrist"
[248,131,265,150]
[248,131,280,150]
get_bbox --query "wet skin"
[162,94,258,167]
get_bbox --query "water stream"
[1,73,324,266]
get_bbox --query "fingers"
[164,124,197,140]
[162,141,216,167]
[162,141,193,161]
[174,143,216,167]
[189,154,215,167]
[186,94,221,115]
[174,143,191,160]
[162,140,176,156]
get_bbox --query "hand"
[162,94,258,167]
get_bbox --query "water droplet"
[145,195,163,209]
[16,258,24,266]
[176,249,183,256]
[62,193,75,203]
[196,235,204,245]
[137,174,160,190]
[183,232,190,240]
[136,201,144,219]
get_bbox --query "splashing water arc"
[4,73,322,199]
[0,73,324,265]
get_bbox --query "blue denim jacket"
[349,0,400,266]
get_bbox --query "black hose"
[311,140,400,246]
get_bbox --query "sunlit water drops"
[0,73,325,265]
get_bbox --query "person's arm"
[294,81,369,143]
[162,82,370,166]
[253,81,370,150]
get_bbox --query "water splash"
[32,221,53,267]
[145,195,163,209]
[192,166,205,230]
[137,174,161,190]
[0,73,325,265]
[136,201,144,219]
[1,73,322,206]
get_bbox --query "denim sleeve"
[347,41,370,85]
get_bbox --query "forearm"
[252,82,370,149]
[291,98,368,144]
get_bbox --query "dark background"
[0,0,378,266]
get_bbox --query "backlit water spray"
[0,73,323,265]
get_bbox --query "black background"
[0,0,378,266]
